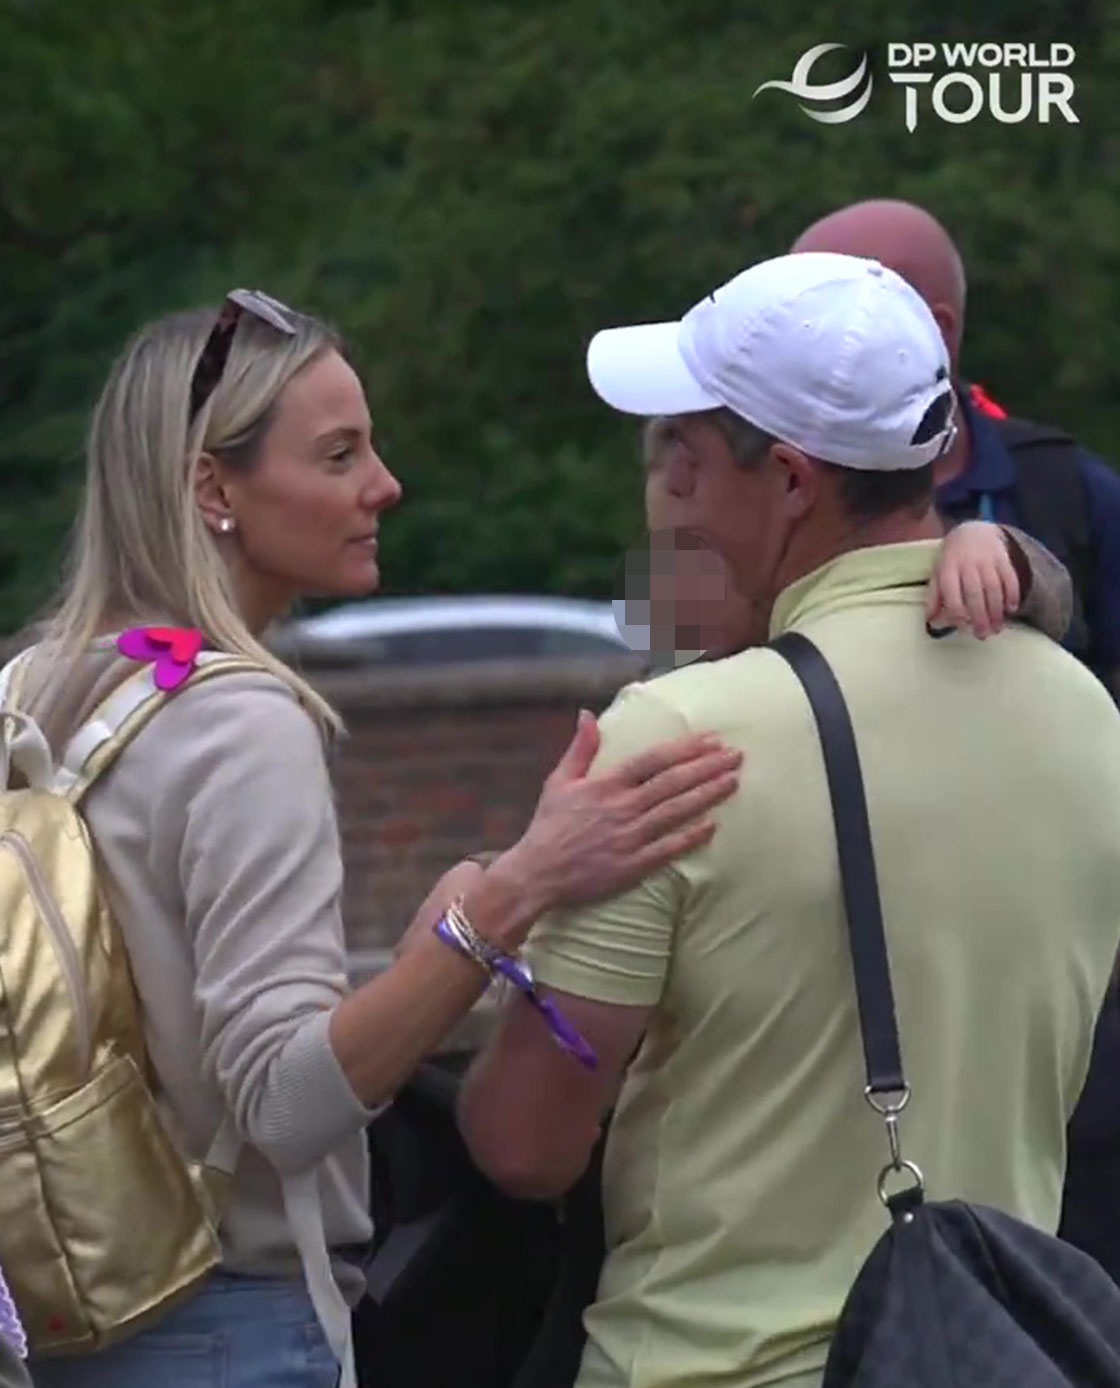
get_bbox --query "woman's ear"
[194,451,234,534]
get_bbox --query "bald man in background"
[792,199,1120,702]
[793,198,1120,1290]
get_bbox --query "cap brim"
[586,321,722,416]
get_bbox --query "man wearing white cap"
[458,253,1120,1388]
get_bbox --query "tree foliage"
[1,0,1116,628]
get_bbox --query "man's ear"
[194,451,234,534]
[770,443,816,519]
[929,301,961,368]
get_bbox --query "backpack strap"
[1,709,54,791]
[55,652,265,805]
[992,415,1092,660]
[0,649,32,711]
[284,1171,359,1388]
[0,651,50,790]
[196,1115,244,1221]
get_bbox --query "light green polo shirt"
[526,541,1120,1388]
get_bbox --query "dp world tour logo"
[753,43,873,123]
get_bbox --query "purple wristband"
[434,915,598,1070]
[0,1259,26,1359]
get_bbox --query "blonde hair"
[20,302,344,739]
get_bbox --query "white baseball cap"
[586,251,955,472]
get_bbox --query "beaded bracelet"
[434,900,598,1070]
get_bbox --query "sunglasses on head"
[188,288,299,422]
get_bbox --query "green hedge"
[1,0,1115,628]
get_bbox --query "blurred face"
[639,530,729,661]
[648,535,725,627]
[644,415,796,649]
[201,349,402,627]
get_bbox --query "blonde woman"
[5,291,741,1388]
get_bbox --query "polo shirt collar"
[937,382,1017,508]
[769,541,941,639]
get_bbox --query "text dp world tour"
[887,42,1077,132]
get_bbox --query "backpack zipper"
[0,829,93,1077]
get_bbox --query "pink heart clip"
[117,626,204,692]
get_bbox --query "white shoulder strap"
[0,650,50,790]
[1,711,54,791]
[283,1171,358,1388]
[0,648,33,711]
[54,652,263,803]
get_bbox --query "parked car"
[269,594,635,666]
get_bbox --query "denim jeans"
[28,1274,339,1388]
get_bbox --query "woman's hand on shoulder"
[497,708,741,919]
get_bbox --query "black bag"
[355,1055,603,1388]
[1059,972,1120,1284]
[771,630,1120,1388]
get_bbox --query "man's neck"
[771,506,945,608]
[732,507,944,644]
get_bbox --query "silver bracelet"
[445,898,504,971]
[436,911,486,973]
[433,899,504,985]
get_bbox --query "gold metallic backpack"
[0,650,257,1355]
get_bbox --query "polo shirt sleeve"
[523,682,692,1007]
[1080,452,1120,678]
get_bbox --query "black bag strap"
[997,418,1090,568]
[770,631,904,1096]
[993,415,1092,660]
[771,631,925,1211]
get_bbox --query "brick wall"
[308,654,645,975]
